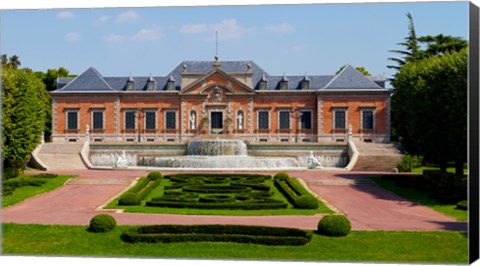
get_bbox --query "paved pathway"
[1,169,467,231]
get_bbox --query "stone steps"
[37,143,87,170]
[352,141,403,172]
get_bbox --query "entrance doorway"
[211,112,223,133]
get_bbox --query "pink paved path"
[1,169,467,231]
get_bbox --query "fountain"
[89,139,349,170]
[187,139,247,156]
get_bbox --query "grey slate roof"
[324,65,382,90]
[53,61,386,93]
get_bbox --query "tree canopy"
[2,63,50,177]
[391,48,467,175]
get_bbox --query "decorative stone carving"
[307,151,322,169]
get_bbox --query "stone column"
[317,95,323,142]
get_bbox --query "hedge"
[121,224,312,245]
[147,171,163,180]
[274,176,318,209]
[146,197,287,210]
[118,177,161,206]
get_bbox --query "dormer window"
[147,75,155,91]
[126,75,135,91]
[167,75,175,91]
[259,73,267,90]
[280,74,288,90]
[301,74,310,90]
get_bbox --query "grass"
[103,176,333,216]
[370,176,467,221]
[2,223,468,263]
[2,174,75,207]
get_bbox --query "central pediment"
[179,68,255,96]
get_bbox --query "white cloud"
[104,33,126,43]
[57,11,74,19]
[104,27,162,43]
[180,23,208,34]
[98,15,111,23]
[130,28,162,41]
[64,32,80,42]
[210,19,254,40]
[114,11,140,24]
[264,23,295,33]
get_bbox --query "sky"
[0,1,471,84]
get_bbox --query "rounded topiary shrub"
[118,192,141,205]
[147,171,163,180]
[317,215,351,237]
[274,172,289,180]
[295,195,318,209]
[456,200,468,210]
[88,214,117,233]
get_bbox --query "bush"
[456,200,468,210]
[121,224,312,245]
[397,155,423,172]
[119,193,141,205]
[295,195,318,209]
[317,215,351,237]
[88,214,117,233]
[147,171,163,180]
[33,173,58,179]
[274,172,289,180]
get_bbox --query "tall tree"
[387,13,422,71]
[1,54,22,69]
[392,48,467,175]
[418,34,468,56]
[2,64,49,178]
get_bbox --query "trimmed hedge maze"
[118,172,162,206]
[146,173,287,210]
[114,172,323,211]
[121,224,312,245]
[274,172,319,209]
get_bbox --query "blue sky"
[0,1,470,82]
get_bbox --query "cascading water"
[89,139,349,169]
[187,139,247,156]
[142,139,300,169]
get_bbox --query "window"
[259,80,267,90]
[166,111,176,129]
[92,111,104,130]
[362,110,374,130]
[147,80,155,91]
[301,79,309,90]
[258,111,269,130]
[66,111,78,130]
[167,80,175,91]
[334,110,346,129]
[280,80,288,90]
[300,111,312,129]
[279,111,290,130]
[125,111,136,130]
[145,111,156,130]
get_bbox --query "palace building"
[51,58,391,144]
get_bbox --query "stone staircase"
[351,141,404,172]
[36,143,87,170]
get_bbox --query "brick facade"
[51,61,391,143]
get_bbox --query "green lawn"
[2,223,467,263]
[2,174,75,207]
[104,176,334,216]
[370,176,467,221]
